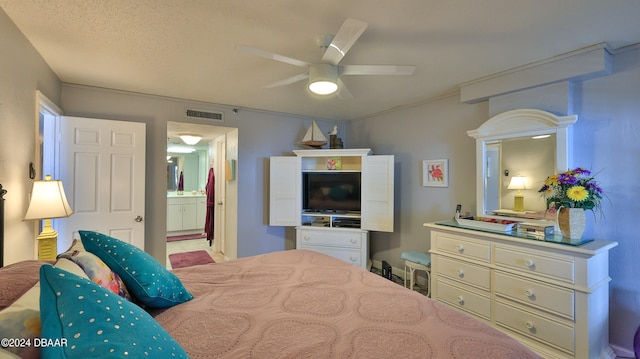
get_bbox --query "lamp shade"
[179,134,202,145]
[308,64,338,95]
[507,176,527,190]
[24,177,73,220]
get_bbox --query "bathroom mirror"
[166,150,208,192]
[467,109,577,217]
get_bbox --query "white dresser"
[424,222,617,359]
[296,227,368,268]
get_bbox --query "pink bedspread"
[156,249,540,359]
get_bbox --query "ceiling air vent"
[185,109,223,121]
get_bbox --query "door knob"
[134,216,143,222]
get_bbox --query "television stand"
[270,148,395,269]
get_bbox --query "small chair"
[401,250,431,297]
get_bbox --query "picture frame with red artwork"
[422,159,448,187]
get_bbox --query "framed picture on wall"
[423,159,448,187]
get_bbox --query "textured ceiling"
[2,1,640,121]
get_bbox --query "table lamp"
[24,175,73,260]
[507,176,527,212]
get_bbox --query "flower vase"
[557,207,586,239]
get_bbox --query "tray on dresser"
[455,218,517,232]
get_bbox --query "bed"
[0,230,540,359]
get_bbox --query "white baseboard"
[609,343,634,359]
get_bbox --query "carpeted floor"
[168,250,215,269]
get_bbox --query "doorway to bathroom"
[166,121,237,264]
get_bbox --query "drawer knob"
[524,289,535,298]
[349,256,357,262]
[304,236,310,241]
[456,244,464,252]
[350,238,357,244]
[524,321,535,330]
[457,295,464,305]
[457,269,464,278]
[524,259,535,268]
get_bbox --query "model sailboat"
[301,120,328,148]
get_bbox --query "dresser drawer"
[302,246,362,266]
[298,229,363,248]
[495,272,574,319]
[436,279,490,320]
[495,300,574,354]
[495,245,574,284]
[437,256,491,291]
[434,233,491,263]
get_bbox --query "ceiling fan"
[237,18,416,99]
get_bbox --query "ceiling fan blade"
[336,78,353,100]
[340,65,416,75]
[237,45,311,68]
[321,18,368,65]
[264,73,309,88]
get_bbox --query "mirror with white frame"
[467,109,577,218]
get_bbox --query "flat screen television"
[303,172,361,213]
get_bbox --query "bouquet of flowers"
[538,167,604,216]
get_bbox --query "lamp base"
[513,195,525,212]
[36,221,58,260]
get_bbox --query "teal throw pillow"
[79,230,193,308]
[39,265,189,358]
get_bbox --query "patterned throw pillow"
[0,258,88,359]
[58,239,132,301]
[79,230,193,308]
[39,265,189,358]
[0,284,40,359]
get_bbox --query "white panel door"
[361,155,394,232]
[56,116,146,251]
[269,156,300,226]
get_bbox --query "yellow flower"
[545,175,559,186]
[566,185,588,202]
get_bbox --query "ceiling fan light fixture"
[308,64,338,95]
[178,133,202,145]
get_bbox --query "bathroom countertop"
[167,192,206,197]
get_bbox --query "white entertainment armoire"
[269,149,394,268]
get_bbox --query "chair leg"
[403,265,408,288]
[409,267,416,290]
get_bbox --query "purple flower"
[573,167,591,176]
[558,173,577,185]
